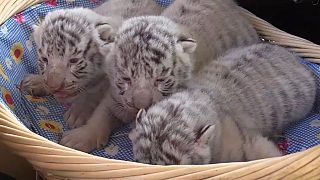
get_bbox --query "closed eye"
[41,57,48,63]
[156,78,166,83]
[69,58,79,64]
[122,77,131,82]
[162,92,170,97]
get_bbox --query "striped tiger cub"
[104,0,260,123]
[19,8,119,152]
[129,43,316,165]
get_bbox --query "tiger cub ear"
[136,109,147,124]
[96,23,116,43]
[32,24,42,46]
[196,125,216,145]
[178,35,197,54]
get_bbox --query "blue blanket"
[0,0,319,161]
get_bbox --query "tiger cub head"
[106,16,197,112]
[32,8,120,101]
[129,98,215,165]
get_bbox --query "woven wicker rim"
[0,1,320,179]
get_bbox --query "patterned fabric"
[0,0,319,162]
[155,0,174,6]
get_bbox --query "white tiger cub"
[19,8,122,152]
[104,16,195,123]
[129,43,316,165]
[93,0,165,19]
[103,0,260,122]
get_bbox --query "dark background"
[236,0,320,44]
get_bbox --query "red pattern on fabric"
[90,0,99,3]
[14,13,26,24]
[277,139,289,155]
[46,0,58,6]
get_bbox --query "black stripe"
[225,60,256,124]
[163,151,179,165]
[83,39,92,57]
[150,48,165,63]
[247,52,280,132]
[267,58,292,131]
[144,31,171,51]
[64,29,81,43]
[68,39,75,47]
[164,82,174,90]
[78,62,87,71]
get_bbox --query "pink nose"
[133,89,153,109]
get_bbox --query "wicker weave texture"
[0,1,319,179]
[0,0,43,25]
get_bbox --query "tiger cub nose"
[46,70,65,91]
[133,89,153,109]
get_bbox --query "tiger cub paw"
[60,125,109,153]
[20,74,50,97]
[64,104,91,129]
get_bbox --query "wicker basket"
[0,1,320,179]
